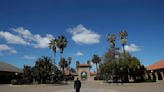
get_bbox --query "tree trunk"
[54,52,56,65]
[60,52,63,71]
[96,63,98,75]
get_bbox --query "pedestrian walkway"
[55,88,119,92]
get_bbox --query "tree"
[59,58,68,74]
[57,35,68,61]
[87,60,92,69]
[67,57,72,68]
[107,34,116,49]
[119,31,128,58]
[35,56,53,83]
[91,54,101,76]
[49,38,59,64]
[23,65,32,83]
[76,61,80,70]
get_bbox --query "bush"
[94,77,97,80]
[11,79,17,85]
[144,79,156,82]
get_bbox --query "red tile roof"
[78,64,90,67]
[146,60,164,70]
[90,71,97,76]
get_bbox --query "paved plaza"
[0,81,164,92]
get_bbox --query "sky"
[0,0,164,71]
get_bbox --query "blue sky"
[0,0,164,71]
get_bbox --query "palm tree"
[76,61,80,70]
[119,30,128,57]
[107,34,116,49]
[59,58,68,74]
[87,60,92,69]
[119,30,128,82]
[49,38,58,64]
[57,35,68,64]
[91,54,101,76]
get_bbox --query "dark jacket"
[74,80,81,89]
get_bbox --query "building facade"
[0,62,23,84]
[146,60,164,81]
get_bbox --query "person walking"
[74,78,81,92]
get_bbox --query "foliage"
[59,58,68,73]
[57,35,68,54]
[23,56,63,84]
[11,79,17,85]
[23,65,32,83]
[91,54,101,78]
[100,50,146,82]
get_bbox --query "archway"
[157,72,163,80]
[77,63,91,80]
[81,71,87,80]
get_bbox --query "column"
[160,72,164,80]
[155,72,158,81]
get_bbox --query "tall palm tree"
[57,35,68,63]
[107,34,116,49]
[91,54,101,76]
[119,30,128,82]
[119,30,128,56]
[49,38,58,64]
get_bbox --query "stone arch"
[81,71,87,80]
[77,64,91,80]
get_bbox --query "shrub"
[11,79,17,85]
[94,77,97,80]
[144,79,156,82]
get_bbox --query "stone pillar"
[160,72,164,80]
[155,72,158,81]
[150,73,153,80]
[145,73,148,79]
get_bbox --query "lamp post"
[51,72,54,83]
[137,65,140,81]
[15,72,18,82]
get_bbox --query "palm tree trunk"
[54,52,56,65]
[122,44,129,82]
[96,63,99,80]
[122,44,126,59]
[60,52,62,70]
[96,63,98,76]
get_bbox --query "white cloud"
[11,27,54,48]
[67,24,101,44]
[75,51,84,56]
[0,44,17,55]
[24,55,37,60]
[122,43,141,52]
[0,27,54,48]
[10,50,17,54]
[0,44,12,51]
[0,31,28,45]
[32,34,54,48]
[12,27,33,40]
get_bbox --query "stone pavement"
[55,88,119,92]
[0,81,164,92]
